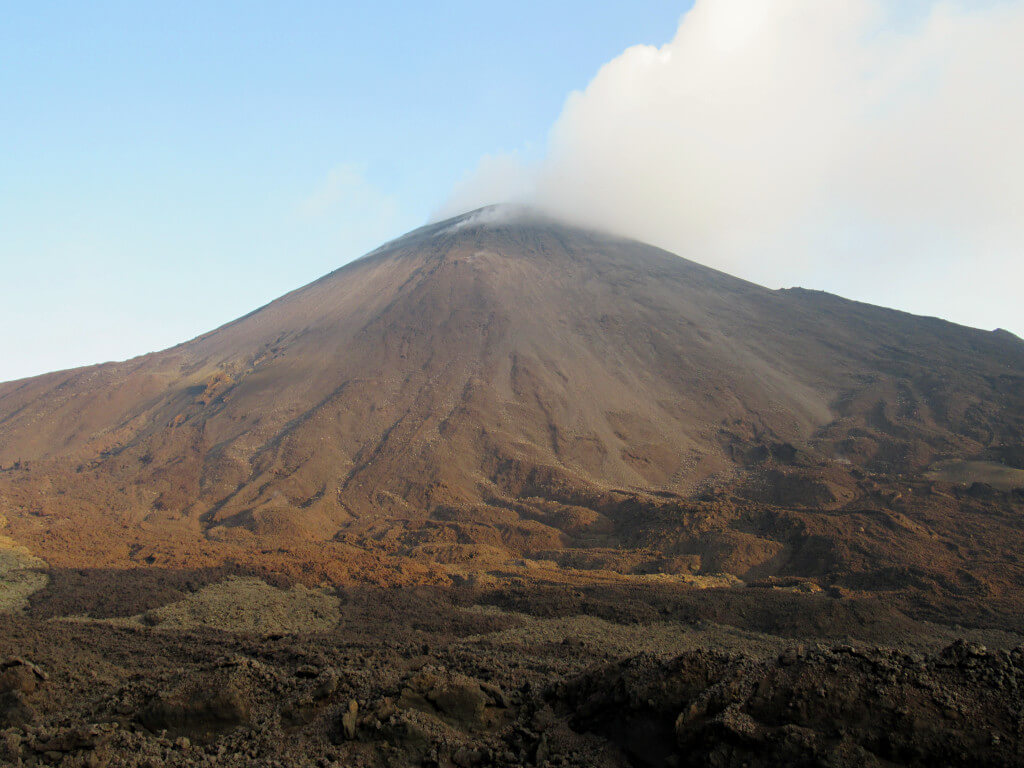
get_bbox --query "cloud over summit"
[438,0,1024,334]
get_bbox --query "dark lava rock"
[1,691,37,728]
[139,684,249,737]
[399,668,488,727]
[0,658,46,695]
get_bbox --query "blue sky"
[0,1,688,381]
[3,0,1023,383]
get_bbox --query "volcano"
[1,207,1023,604]
[5,207,1024,767]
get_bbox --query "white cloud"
[437,0,1024,335]
[436,202,537,235]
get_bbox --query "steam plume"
[438,0,1024,334]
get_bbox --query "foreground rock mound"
[563,643,1024,767]
[2,592,1023,767]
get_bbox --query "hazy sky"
[2,1,1022,383]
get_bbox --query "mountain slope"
[1,208,1022,609]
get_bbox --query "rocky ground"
[3,575,1024,767]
